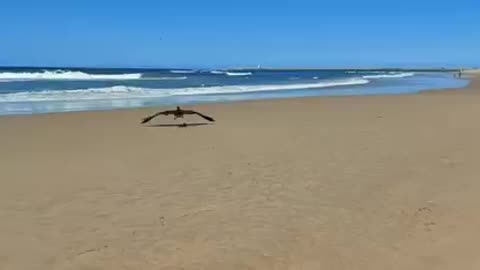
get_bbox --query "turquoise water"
[0,68,468,115]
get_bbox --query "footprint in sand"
[415,207,436,232]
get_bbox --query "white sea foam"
[347,71,391,74]
[173,79,369,95]
[0,86,161,102]
[150,76,188,80]
[0,78,369,102]
[226,72,252,76]
[0,70,143,81]
[210,70,226,74]
[362,72,415,79]
[169,70,197,74]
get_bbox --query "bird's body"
[141,106,215,124]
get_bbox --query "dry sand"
[1,74,480,270]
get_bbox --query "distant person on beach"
[454,70,462,78]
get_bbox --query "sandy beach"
[1,72,480,270]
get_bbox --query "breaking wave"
[226,72,252,76]
[0,70,143,81]
[0,78,369,102]
[149,76,188,80]
[210,70,226,75]
[362,72,415,79]
[169,70,197,74]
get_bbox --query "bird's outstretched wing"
[184,110,215,122]
[141,110,173,124]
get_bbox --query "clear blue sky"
[1,0,478,68]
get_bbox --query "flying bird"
[141,106,215,124]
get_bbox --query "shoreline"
[0,71,476,119]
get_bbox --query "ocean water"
[0,67,469,115]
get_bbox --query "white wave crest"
[347,71,391,74]
[0,86,162,102]
[169,70,197,74]
[0,70,143,81]
[173,79,369,95]
[362,72,414,79]
[210,70,226,74]
[0,78,369,102]
[226,72,252,76]
[150,76,188,80]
